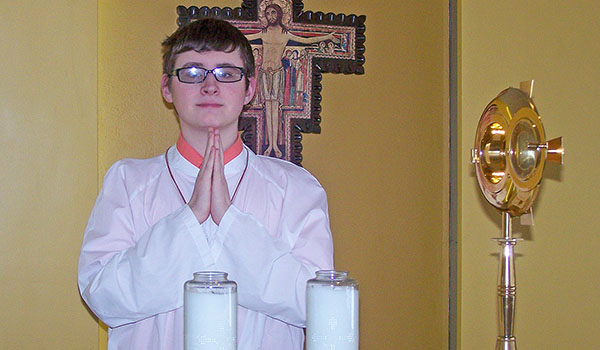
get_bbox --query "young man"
[78,18,333,349]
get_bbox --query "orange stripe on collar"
[176,133,243,168]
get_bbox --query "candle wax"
[307,285,359,350]
[184,290,237,350]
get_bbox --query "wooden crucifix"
[175,0,366,165]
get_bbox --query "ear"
[243,77,257,105]
[161,74,173,103]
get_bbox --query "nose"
[200,72,219,95]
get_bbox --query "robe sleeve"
[77,162,214,328]
[210,173,334,327]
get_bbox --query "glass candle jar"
[306,270,359,350]
[184,271,237,350]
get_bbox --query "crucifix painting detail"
[176,0,366,165]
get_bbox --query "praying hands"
[188,128,231,225]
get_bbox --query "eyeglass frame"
[168,66,246,84]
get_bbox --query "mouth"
[197,103,223,108]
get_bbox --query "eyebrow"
[179,62,239,68]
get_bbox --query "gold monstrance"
[471,81,564,350]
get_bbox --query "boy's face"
[161,49,256,139]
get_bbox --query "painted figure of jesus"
[246,2,338,157]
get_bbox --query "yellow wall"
[99,1,449,349]
[1,0,449,348]
[460,1,600,348]
[0,1,98,349]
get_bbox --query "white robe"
[78,145,334,349]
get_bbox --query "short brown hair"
[161,18,255,82]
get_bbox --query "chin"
[201,119,238,131]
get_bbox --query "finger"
[214,130,224,165]
[205,144,218,190]
[210,132,231,224]
[203,128,215,162]
[188,132,216,223]
[211,132,225,188]
[197,129,215,179]
[188,162,212,223]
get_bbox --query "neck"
[181,127,238,157]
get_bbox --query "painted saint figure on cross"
[244,1,339,158]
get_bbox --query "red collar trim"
[176,133,243,168]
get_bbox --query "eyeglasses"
[170,66,245,84]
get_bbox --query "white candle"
[184,272,237,350]
[184,291,236,350]
[307,283,359,350]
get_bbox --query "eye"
[213,67,243,82]
[183,67,203,78]
[215,69,232,79]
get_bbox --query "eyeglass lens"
[176,67,243,83]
